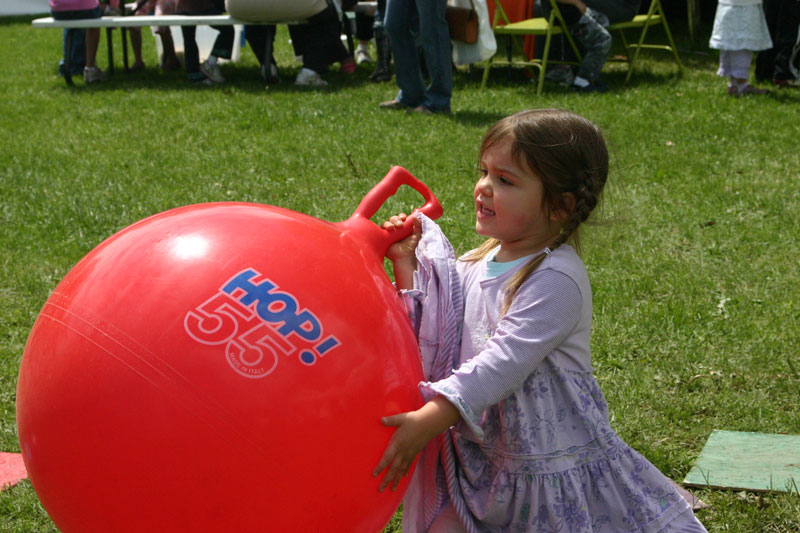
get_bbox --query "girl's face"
[474,140,561,262]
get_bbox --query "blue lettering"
[222,269,322,342]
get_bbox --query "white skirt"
[709,4,773,51]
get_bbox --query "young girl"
[709,0,773,96]
[373,109,707,532]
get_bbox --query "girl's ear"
[550,192,576,222]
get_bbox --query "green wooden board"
[684,430,800,493]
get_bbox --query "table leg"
[264,25,278,85]
[106,27,115,74]
[64,29,75,86]
[122,27,129,72]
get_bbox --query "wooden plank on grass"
[684,430,800,493]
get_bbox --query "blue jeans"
[385,0,451,112]
[52,6,102,75]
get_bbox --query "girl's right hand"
[382,213,421,291]
[381,213,421,263]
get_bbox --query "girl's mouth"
[477,204,495,217]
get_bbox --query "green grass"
[1,13,799,532]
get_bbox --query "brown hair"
[463,109,609,314]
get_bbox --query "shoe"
[160,56,181,71]
[130,60,145,72]
[409,105,433,115]
[729,83,769,96]
[772,77,800,88]
[201,59,225,84]
[570,80,606,93]
[544,64,574,87]
[83,66,107,83]
[355,47,373,65]
[295,68,328,87]
[378,99,406,110]
[341,57,356,74]
[739,84,769,95]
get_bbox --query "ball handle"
[347,166,443,254]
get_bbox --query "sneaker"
[378,99,406,110]
[772,77,800,88]
[200,59,225,84]
[341,57,356,74]
[294,68,328,87]
[545,64,574,86]
[355,47,373,65]
[738,84,769,95]
[83,66,107,83]
[571,80,607,93]
[409,105,433,115]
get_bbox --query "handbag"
[446,0,479,44]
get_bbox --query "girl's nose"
[475,175,492,196]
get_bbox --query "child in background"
[374,109,708,532]
[50,0,105,83]
[709,0,773,96]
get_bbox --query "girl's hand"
[372,396,461,492]
[382,213,422,263]
[382,213,422,290]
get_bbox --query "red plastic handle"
[350,166,443,250]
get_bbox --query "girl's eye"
[499,176,513,185]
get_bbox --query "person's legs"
[85,28,100,68]
[583,0,639,23]
[384,0,425,107]
[157,28,181,69]
[415,0,451,111]
[370,0,393,81]
[571,8,611,88]
[296,4,350,76]
[52,7,100,75]
[772,0,800,81]
[244,25,279,82]
[60,29,86,75]
[756,0,780,81]
[355,12,374,63]
[180,25,204,81]
[720,49,768,94]
[129,27,145,69]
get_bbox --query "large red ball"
[17,172,436,532]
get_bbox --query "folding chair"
[608,0,683,82]
[480,0,582,95]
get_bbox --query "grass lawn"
[1,9,799,532]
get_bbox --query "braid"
[550,173,602,252]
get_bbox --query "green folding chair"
[481,0,581,95]
[608,0,683,82]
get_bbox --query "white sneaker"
[355,47,373,65]
[83,66,107,83]
[294,68,327,87]
[200,59,225,84]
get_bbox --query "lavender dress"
[400,215,706,533]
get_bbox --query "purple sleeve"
[421,268,582,438]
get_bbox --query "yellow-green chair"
[481,0,682,93]
[608,0,683,82]
[480,0,582,95]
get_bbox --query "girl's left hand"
[372,396,461,492]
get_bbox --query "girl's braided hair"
[463,109,609,315]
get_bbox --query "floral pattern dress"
[401,215,707,533]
